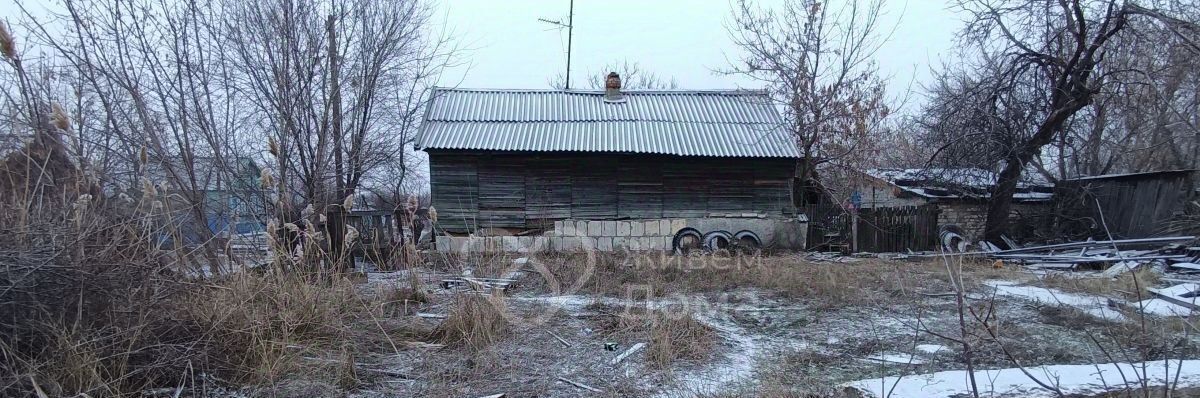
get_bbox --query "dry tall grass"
[647,312,716,367]
[588,305,716,368]
[520,252,1009,309]
[432,294,510,351]
[181,272,396,385]
[0,170,417,396]
[1038,266,1162,298]
[0,162,194,396]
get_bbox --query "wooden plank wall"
[663,162,708,218]
[1055,173,1193,238]
[477,157,525,228]
[571,157,618,220]
[856,205,940,252]
[618,158,663,218]
[801,204,940,252]
[525,157,572,228]
[429,155,478,232]
[429,151,797,233]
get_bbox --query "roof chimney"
[603,72,626,103]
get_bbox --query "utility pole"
[538,0,574,89]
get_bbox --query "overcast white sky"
[434,0,966,112]
[1,0,965,111]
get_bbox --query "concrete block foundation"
[436,216,808,253]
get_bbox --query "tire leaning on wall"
[672,228,703,255]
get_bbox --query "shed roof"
[1064,169,1196,182]
[864,168,1054,202]
[414,88,799,158]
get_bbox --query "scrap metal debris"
[982,236,1197,273]
[1146,283,1200,312]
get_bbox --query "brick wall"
[937,203,988,239]
[937,202,1052,241]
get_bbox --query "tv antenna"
[538,0,574,89]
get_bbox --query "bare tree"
[12,0,456,273]
[222,0,456,225]
[724,0,893,205]
[919,60,1046,174]
[1073,0,1200,176]
[948,0,1199,244]
[14,0,253,275]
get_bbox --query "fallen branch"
[610,342,646,365]
[548,331,572,347]
[557,376,602,393]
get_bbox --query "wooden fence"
[804,204,940,253]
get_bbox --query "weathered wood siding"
[429,151,797,233]
[1054,171,1195,239]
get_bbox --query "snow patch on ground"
[517,294,772,397]
[1136,298,1196,316]
[847,359,1200,398]
[863,353,926,365]
[915,344,947,354]
[1150,283,1200,298]
[985,280,1126,321]
[655,312,761,397]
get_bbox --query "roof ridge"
[432,87,768,95]
[423,119,781,124]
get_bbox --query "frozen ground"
[318,257,1200,398]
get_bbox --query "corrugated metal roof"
[864,168,1054,201]
[414,88,798,158]
[1065,169,1196,181]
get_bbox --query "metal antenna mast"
[538,0,574,89]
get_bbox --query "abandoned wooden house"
[850,168,1054,239]
[1053,169,1197,239]
[415,75,807,252]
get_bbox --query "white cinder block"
[670,219,686,234]
[631,221,644,236]
[576,221,588,236]
[598,237,613,251]
[648,236,664,250]
[661,220,672,235]
[613,236,628,250]
[562,237,581,251]
[628,237,644,251]
[617,221,631,236]
[603,221,616,236]
[502,236,520,252]
[561,221,575,236]
[580,236,597,251]
[554,220,563,231]
[588,221,602,236]
[466,237,484,252]
[532,236,550,252]
[455,237,472,253]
